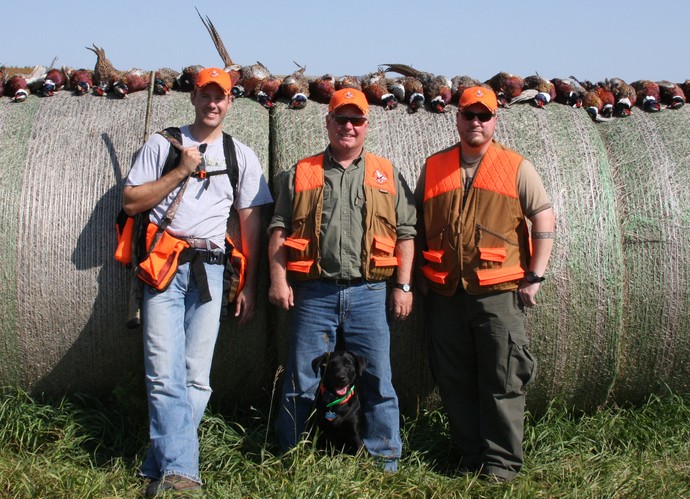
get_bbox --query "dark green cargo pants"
[426,288,536,481]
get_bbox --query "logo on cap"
[475,89,485,97]
[344,91,354,99]
[210,69,219,78]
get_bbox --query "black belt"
[179,248,227,304]
[324,278,364,286]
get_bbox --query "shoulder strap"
[222,131,239,198]
[161,126,183,176]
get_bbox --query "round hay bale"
[597,107,690,403]
[0,92,688,416]
[271,102,624,413]
[0,92,272,404]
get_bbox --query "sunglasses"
[459,111,495,122]
[332,115,368,126]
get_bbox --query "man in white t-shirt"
[123,67,272,496]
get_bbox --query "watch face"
[402,283,411,292]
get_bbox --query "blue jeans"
[139,261,224,484]
[275,279,402,463]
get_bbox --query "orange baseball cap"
[328,88,369,114]
[195,67,233,94]
[459,86,498,113]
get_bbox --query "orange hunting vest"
[284,153,399,281]
[421,141,530,295]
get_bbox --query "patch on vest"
[373,169,389,185]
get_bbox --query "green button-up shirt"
[269,147,417,280]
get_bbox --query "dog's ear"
[353,354,368,376]
[312,352,330,375]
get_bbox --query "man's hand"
[269,279,294,311]
[389,288,413,320]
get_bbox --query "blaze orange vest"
[284,152,399,281]
[421,141,530,295]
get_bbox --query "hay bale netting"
[271,102,624,414]
[0,92,272,404]
[598,107,690,403]
[1,91,688,415]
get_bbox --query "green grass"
[0,388,688,498]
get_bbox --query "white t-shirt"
[126,125,272,248]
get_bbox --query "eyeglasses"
[332,115,368,126]
[459,111,495,122]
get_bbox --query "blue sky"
[3,0,689,84]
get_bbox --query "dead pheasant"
[154,68,180,95]
[383,64,452,112]
[335,75,362,92]
[451,75,482,105]
[280,62,310,109]
[485,72,524,107]
[606,77,637,117]
[551,77,586,108]
[362,69,397,110]
[40,67,66,96]
[309,74,336,104]
[389,75,425,112]
[657,80,685,109]
[514,74,556,107]
[112,69,151,98]
[86,44,122,95]
[631,80,661,112]
[66,68,94,95]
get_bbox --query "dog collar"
[322,384,356,407]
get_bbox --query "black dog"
[310,350,368,454]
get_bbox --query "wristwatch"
[393,283,412,292]
[524,271,545,284]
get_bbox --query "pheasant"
[362,69,397,110]
[606,77,637,117]
[680,80,690,103]
[451,75,481,105]
[5,74,28,102]
[257,74,283,108]
[631,80,661,112]
[177,65,203,92]
[551,77,586,108]
[515,74,556,107]
[594,83,615,118]
[485,72,524,107]
[383,64,451,112]
[583,90,612,122]
[389,75,425,112]
[86,44,122,95]
[657,80,685,109]
[40,67,66,96]
[280,62,310,109]
[335,75,362,91]
[66,68,93,95]
[112,69,151,98]
[309,74,336,104]
[154,68,179,95]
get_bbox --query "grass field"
[0,387,688,498]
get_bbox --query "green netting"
[597,108,690,403]
[0,93,687,414]
[0,97,40,385]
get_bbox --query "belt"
[183,237,219,250]
[324,277,364,286]
[181,248,226,265]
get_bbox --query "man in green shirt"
[268,88,416,471]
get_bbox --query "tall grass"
[0,387,688,498]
